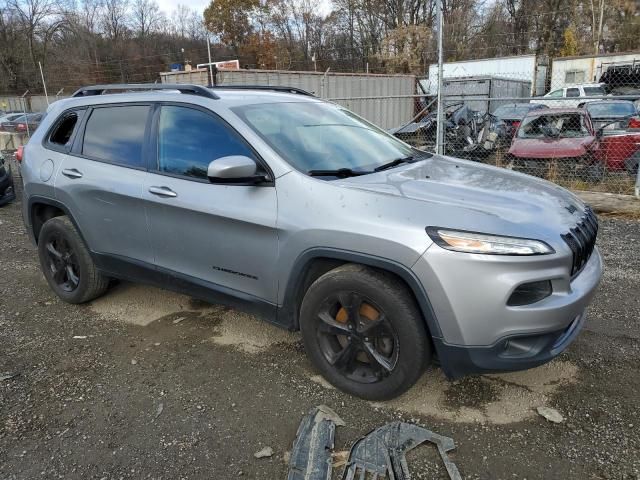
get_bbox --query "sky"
[156,0,209,15]
[155,0,333,16]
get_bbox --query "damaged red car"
[507,108,640,179]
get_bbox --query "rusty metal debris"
[342,421,462,480]
[287,405,345,480]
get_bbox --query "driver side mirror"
[207,155,268,184]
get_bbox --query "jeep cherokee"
[20,84,602,400]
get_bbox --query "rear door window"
[82,105,150,168]
[566,88,580,97]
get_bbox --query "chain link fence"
[328,61,640,196]
[2,56,640,197]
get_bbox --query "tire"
[37,216,109,304]
[299,264,431,400]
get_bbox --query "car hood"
[509,136,595,158]
[335,155,585,242]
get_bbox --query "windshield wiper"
[374,155,415,172]
[307,168,372,178]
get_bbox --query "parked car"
[14,112,44,134]
[507,108,605,179]
[489,103,548,146]
[0,152,16,206]
[531,83,607,108]
[584,100,640,130]
[0,112,26,131]
[585,101,640,174]
[20,84,602,400]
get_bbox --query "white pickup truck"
[530,83,607,108]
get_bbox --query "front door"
[143,104,279,303]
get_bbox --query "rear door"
[54,103,154,265]
[142,103,279,303]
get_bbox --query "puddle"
[209,310,299,353]
[90,282,299,352]
[369,360,579,424]
[89,282,217,326]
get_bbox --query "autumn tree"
[559,26,578,56]
[203,0,258,50]
[377,24,430,73]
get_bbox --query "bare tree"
[8,0,67,69]
[101,0,129,41]
[131,0,162,39]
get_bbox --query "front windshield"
[232,101,416,175]
[517,113,590,138]
[587,102,636,117]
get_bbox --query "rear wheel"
[38,216,109,303]
[300,264,431,400]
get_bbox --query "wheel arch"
[278,248,442,340]
[27,196,87,246]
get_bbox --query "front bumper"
[434,311,586,378]
[413,243,602,378]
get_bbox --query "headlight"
[426,227,554,255]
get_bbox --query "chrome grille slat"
[562,207,598,278]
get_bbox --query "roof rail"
[71,83,220,100]
[212,85,315,97]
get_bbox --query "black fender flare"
[26,195,89,247]
[278,247,443,340]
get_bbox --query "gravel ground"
[1,167,639,479]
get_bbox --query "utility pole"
[38,62,49,106]
[435,0,445,155]
[207,37,215,86]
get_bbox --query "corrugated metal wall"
[440,77,532,113]
[160,69,416,129]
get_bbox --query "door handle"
[61,168,83,179]
[149,186,177,198]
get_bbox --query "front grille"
[561,206,598,277]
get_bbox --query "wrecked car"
[507,108,607,179]
[391,103,494,156]
[21,83,602,400]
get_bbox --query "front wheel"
[299,264,431,400]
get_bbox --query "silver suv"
[20,84,602,400]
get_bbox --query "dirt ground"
[1,177,639,479]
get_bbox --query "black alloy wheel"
[45,232,80,292]
[315,292,399,384]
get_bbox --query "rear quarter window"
[47,111,81,150]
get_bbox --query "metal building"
[550,51,640,88]
[425,54,548,96]
[438,76,532,113]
